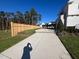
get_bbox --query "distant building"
[59,0,79,29]
[40,22,54,29]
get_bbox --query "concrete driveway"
[0,29,72,59]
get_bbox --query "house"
[58,0,79,30]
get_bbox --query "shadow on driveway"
[21,43,32,59]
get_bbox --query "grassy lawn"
[0,29,36,53]
[58,32,79,59]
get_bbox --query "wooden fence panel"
[11,22,39,37]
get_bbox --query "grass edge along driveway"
[0,29,36,53]
[58,32,79,59]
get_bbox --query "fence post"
[11,22,14,37]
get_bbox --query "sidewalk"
[0,29,72,59]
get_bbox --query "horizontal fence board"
[11,22,39,37]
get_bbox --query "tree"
[37,14,41,25]
[0,11,5,30]
[30,8,41,25]
[0,11,14,30]
[0,8,41,30]
[14,11,24,23]
[24,11,31,24]
[4,12,14,30]
[24,8,41,25]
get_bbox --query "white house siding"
[67,0,79,27]
[67,16,79,27]
[68,3,79,15]
[59,0,79,28]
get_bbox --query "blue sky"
[0,0,68,23]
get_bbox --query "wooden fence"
[11,22,39,37]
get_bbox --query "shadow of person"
[21,43,32,59]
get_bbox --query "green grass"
[59,32,79,59]
[0,29,36,53]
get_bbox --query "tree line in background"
[0,8,41,30]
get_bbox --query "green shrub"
[66,27,75,33]
[57,20,64,32]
